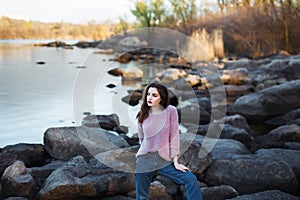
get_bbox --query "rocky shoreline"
[1,38,300,199]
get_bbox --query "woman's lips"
[148,101,152,104]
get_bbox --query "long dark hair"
[136,82,169,123]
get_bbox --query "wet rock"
[2,143,51,167]
[228,189,300,200]
[108,67,123,76]
[106,83,116,88]
[1,161,34,198]
[74,40,101,48]
[121,89,143,106]
[36,61,45,65]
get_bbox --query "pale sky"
[0,0,135,24]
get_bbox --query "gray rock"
[225,114,251,133]
[253,124,300,151]
[0,152,18,176]
[149,181,173,200]
[28,160,66,197]
[44,126,129,160]
[188,124,253,147]
[255,148,300,182]
[205,155,299,195]
[82,113,120,130]
[266,108,300,126]
[93,146,139,173]
[202,185,238,200]
[155,175,181,197]
[1,161,34,198]
[221,68,250,85]
[38,155,135,199]
[121,67,143,81]
[228,80,300,121]
[103,196,135,200]
[179,138,213,179]
[190,134,252,160]
[227,190,300,200]
[38,156,96,200]
[2,143,50,167]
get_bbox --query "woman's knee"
[184,171,198,185]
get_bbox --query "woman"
[135,82,202,200]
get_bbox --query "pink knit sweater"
[136,105,180,161]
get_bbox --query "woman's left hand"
[174,162,190,172]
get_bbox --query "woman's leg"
[136,153,157,200]
[158,163,202,200]
[136,171,154,200]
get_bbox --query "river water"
[0,39,160,147]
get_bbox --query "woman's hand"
[174,162,190,172]
[173,155,190,172]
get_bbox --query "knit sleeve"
[137,122,144,144]
[169,106,180,158]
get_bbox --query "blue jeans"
[136,152,202,200]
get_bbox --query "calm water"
[0,39,163,147]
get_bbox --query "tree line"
[0,16,112,40]
[0,0,299,57]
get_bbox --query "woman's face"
[147,87,161,107]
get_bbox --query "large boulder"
[252,124,300,151]
[205,155,299,195]
[38,155,135,200]
[188,123,253,148]
[228,80,300,121]
[266,108,300,126]
[183,133,252,161]
[254,148,300,182]
[2,143,51,167]
[44,126,129,160]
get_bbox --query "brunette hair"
[136,82,169,123]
